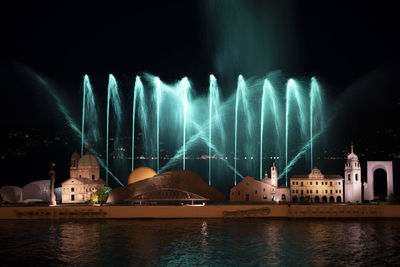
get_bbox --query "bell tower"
[70,152,80,179]
[344,144,362,203]
[271,162,278,187]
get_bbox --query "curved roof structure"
[0,186,22,203]
[108,170,226,203]
[347,145,358,162]
[127,166,157,184]
[71,152,80,160]
[79,150,99,167]
[22,180,50,202]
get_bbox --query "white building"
[230,163,290,202]
[344,145,362,203]
[62,149,107,203]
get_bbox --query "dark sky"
[1,1,399,97]
[1,0,400,190]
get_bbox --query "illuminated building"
[344,145,362,203]
[229,163,290,202]
[107,169,226,204]
[290,168,343,203]
[61,149,106,203]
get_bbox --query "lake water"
[1,219,399,266]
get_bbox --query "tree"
[89,186,112,205]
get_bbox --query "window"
[310,190,313,194]
[272,195,275,201]
[292,181,295,185]
[232,192,234,195]
[310,182,312,185]
[316,190,319,194]
[79,175,82,178]
[330,182,332,186]
[71,195,75,201]
[301,182,303,186]
[355,174,358,181]
[92,174,95,180]
[339,190,341,193]
[282,194,286,200]
[325,182,328,185]
[296,181,298,185]
[255,190,258,194]
[336,190,338,193]
[263,188,265,192]
[292,190,295,193]
[246,194,250,201]
[296,190,298,193]
[238,191,240,196]
[348,174,350,181]
[338,182,341,185]
[325,190,328,193]
[330,190,332,194]
[263,194,267,199]
[306,190,309,193]
[301,190,304,194]
[71,187,74,192]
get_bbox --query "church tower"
[344,144,362,203]
[271,162,278,187]
[70,152,80,179]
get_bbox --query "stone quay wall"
[1,204,399,220]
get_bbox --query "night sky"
[1,1,399,190]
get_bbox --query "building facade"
[61,149,107,203]
[344,145,362,203]
[230,163,290,202]
[290,168,343,203]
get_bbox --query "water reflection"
[1,219,400,266]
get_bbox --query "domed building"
[0,186,22,203]
[61,148,107,203]
[127,167,157,184]
[22,180,51,203]
[344,144,362,203]
[107,169,226,204]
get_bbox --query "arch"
[373,169,387,200]
[336,196,341,203]
[315,196,320,203]
[365,161,393,201]
[299,196,305,202]
[281,194,286,200]
[322,196,327,203]
[329,196,335,203]
[292,196,298,203]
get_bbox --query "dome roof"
[22,180,50,202]
[78,150,99,167]
[127,167,157,184]
[0,186,22,203]
[108,170,227,203]
[71,152,80,160]
[347,145,358,161]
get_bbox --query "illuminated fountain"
[29,66,326,190]
[84,74,325,188]
[105,74,122,183]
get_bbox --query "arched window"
[355,173,358,181]
[348,174,350,181]
[282,194,286,200]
